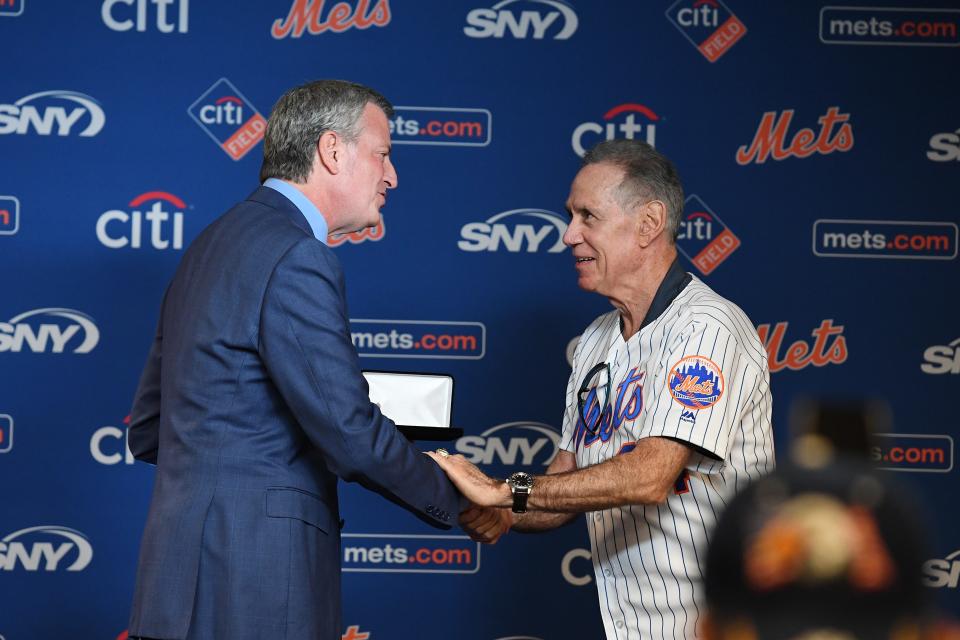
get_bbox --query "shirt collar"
[635,257,693,331]
[262,178,328,244]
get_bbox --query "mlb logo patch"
[188,78,266,161]
[676,195,741,275]
[0,195,20,235]
[665,0,747,62]
[669,356,724,410]
[0,414,13,453]
[0,0,24,17]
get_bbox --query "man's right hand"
[459,503,512,544]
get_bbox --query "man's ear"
[636,199,667,248]
[317,130,342,175]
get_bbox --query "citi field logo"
[91,415,135,465]
[0,526,93,572]
[97,191,188,250]
[572,103,658,157]
[455,422,560,477]
[923,337,960,375]
[666,0,747,62]
[0,308,100,354]
[757,319,847,374]
[0,0,23,16]
[464,0,578,40]
[0,195,19,236]
[736,106,853,165]
[389,107,492,147]
[342,534,479,574]
[924,550,960,588]
[676,195,741,275]
[329,219,385,247]
[0,414,12,454]
[0,90,105,137]
[101,0,189,33]
[927,127,960,161]
[271,0,390,38]
[872,433,953,473]
[188,79,266,161]
[459,208,567,253]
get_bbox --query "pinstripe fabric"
[558,273,775,639]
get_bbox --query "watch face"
[511,472,533,489]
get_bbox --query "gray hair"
[582,140,684,242]
[259,79,393,183]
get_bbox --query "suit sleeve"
[258,238,460,529]
[128,287,169,465]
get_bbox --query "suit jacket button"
[426,505,434,514]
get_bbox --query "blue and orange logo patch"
[668,355,724,409]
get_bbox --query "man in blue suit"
[127,80,462,640]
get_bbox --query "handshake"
[426,448,518,545]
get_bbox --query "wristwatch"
[506,471,534,513]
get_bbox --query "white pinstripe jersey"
[558,265,775,640]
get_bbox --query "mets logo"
[668,356,724,409]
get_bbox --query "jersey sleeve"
[558,336,582,454]
[638,317,761,470]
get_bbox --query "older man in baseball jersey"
[430,139,775,640]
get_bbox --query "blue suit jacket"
[127,187,460,640]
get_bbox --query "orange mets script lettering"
[272,0,391,38]
[756,319,848,373]
[676,376,715,395]
[736,106,853,165]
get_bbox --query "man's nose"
[563,219,581,246]
[384,156,398,189]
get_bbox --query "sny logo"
[465,0,577,40]
[0,90,105,137]
[757,319,847,374]
[924,550,960,589]
[0,308,100,354]
[97,191,188,250]
[665,0,747,62]
[329,219,384,247]
[102,0,189,33]
[928,127,960,162]
[676,195,740,275]
[736,106,853,165]
[188,79,266,161]
[0,0,23,17]
[572,103,658,157]
[456,422,559,476]
[0,526,93,571]
[0,414,12,453]
[458,208,567,253]
[272,0,390,38]
[922,337,960,374]
[0,195,19,235]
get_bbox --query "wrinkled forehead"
[567,163,626,208]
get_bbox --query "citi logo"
[101,0,189,33]
[922,337,960,375]
[459,208,567,253]
[0,90,105,137]
[329,219,385,247]
[464,0,578,40]
[91,415,135,465]
[927,127,960,162]
[199,96,244,126]
[924,549,960,589]
[0,526,93,572]
[0,308,100,354]
[572,103,658,157]
[455,421,560,469]
[665,0,747,62]
[271,0,390,39]
[675,195,741,275]
[188,79,266,161]
[97,191,187,250]
[736,106,853,165]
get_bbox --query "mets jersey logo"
[668,355,724,409]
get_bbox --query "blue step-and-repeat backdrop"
[2,1,959,638]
